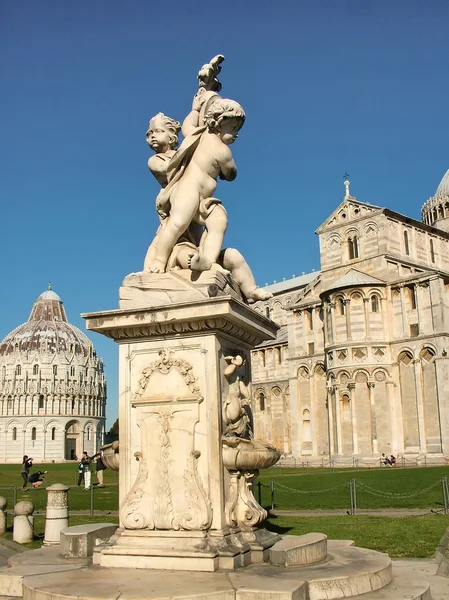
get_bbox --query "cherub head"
[146,113,181,153]
[204,98,245,145]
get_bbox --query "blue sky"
[1,0,448,428]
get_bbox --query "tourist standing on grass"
[21,455,33,491]
[81,451,92,490]
[94,451,106,487]
[77,459,84,486]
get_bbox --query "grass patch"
[258,466,449,510]
[265,514,449,558]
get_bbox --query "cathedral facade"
[251,171,449,463]
[0,288,106,462]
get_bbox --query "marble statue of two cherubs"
[143,55,271,304]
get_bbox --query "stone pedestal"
[43,484,69,546]
[0,496,7,535]
[83,272,279,571]
[13,500,34,543]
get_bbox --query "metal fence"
[274,455,447,469]
[257,476,449,515]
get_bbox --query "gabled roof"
[322,269,386,295]
[255,326,288,348]
[262,272,319,295]
[315,198,382,234]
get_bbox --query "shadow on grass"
[263,513,294,535]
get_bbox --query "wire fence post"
[442,476,449,515]
[349,478,357,515]
[90,483,94,516]
[270,479,275,511]
[257,481,262,506]
[13,485,17,508]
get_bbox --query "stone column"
[83,277,280,572]
[13,500,34,543]
[348,383,358,454]
[399,286,407,336]
[334,386,342,455]
[367,382,377,454]
[43,484,69,546]
[0,497,7,535]
[413,359,426,453]
[329,302,336,344]
[344,299,352,340]
[363,298,370,340]
[323,303,329,343]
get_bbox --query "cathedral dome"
[421,168,449,232]
[0,286,106,463]
[0,286,93,359]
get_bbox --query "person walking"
[77,459,84,486]
[94,451,106,487]
[21,455,33,491]
[81,452,92,490]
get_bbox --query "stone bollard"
[44,483,69,546]
[0,496,7,535]
[13,500,34,543]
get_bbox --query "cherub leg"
[148,190,199,273]
[190,205,228,271]
[221,248,272,303]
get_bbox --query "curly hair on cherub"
[204,98,246,132]
[146,112,181,149]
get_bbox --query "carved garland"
[134,349,203,401]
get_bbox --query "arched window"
[408,285,417,310]
[348,236,359,259]
[53,365,58,376]
[430,239,435,263]
[15,365,21,376]
[306,309,313,330]
[338,298,345,316]
[404,230,410,255]
[38,394,44,409]
[259,392,265,411]
[51,427,56,441]
[371,295,379,312]
[12,427,17,441]
[31,427,37,441]
[265,306,271,319]
[70,366,75,377]
[87,428,91,441]
[33,364,39,375]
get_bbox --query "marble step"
[19,545,394,600]
[349,574,431,599]
[270,532,327,566]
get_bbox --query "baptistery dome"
[0,287,106,462]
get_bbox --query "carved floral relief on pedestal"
[221,351,280,530]
[120,349,212,531]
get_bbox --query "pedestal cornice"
[82,296,278,347]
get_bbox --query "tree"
[108,418,119,436]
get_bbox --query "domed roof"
[436,168,449,197]
[0,287,93,358]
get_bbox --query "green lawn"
[265,514,449,558]
[258,466,449,510]
[1,462,448,558]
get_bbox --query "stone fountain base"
[0,536,433,600]
[93,526,280,572]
